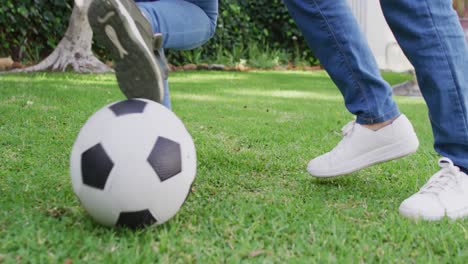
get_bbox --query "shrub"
[0,0,73,61]
[1,0,318,66]
[167,0,317,66]
[247,42,289,69]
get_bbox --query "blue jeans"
[135,0,218,109]
[283,0,468,168]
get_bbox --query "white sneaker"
[307,114,419,177]
[399,158,468,221]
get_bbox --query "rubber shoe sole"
[308,136,419,178]
[88,0,164,102]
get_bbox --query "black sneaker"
[88,0,165,102]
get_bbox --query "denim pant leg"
[380,0,468,168]
[136,0,217,49]
[283,0,400,124]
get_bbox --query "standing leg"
[380,0,468,220]
[381,0,468,169]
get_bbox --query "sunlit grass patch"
[0,71,465,263]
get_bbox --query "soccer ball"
[70,99,196,228]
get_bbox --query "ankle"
[362,116,399,131]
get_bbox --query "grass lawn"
[0,71,466,263]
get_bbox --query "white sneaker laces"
[341,120,356,137]
[420,158,462,195]
[332,121,356,153]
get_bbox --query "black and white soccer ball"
[70,99,196,228]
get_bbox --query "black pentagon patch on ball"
[147,137,182,182]
[109,99,147,116]
[116,209,157,229]
[81,143,114,190]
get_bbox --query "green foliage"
[2,71,467,262]
[0,0,317,66]
[167,0,318,66]
[247,42,289,69]
[0,0,74,61]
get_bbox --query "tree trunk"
[12,2,112,73]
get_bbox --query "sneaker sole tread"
[88,0,164,102]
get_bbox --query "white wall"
[347,0,413,72]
